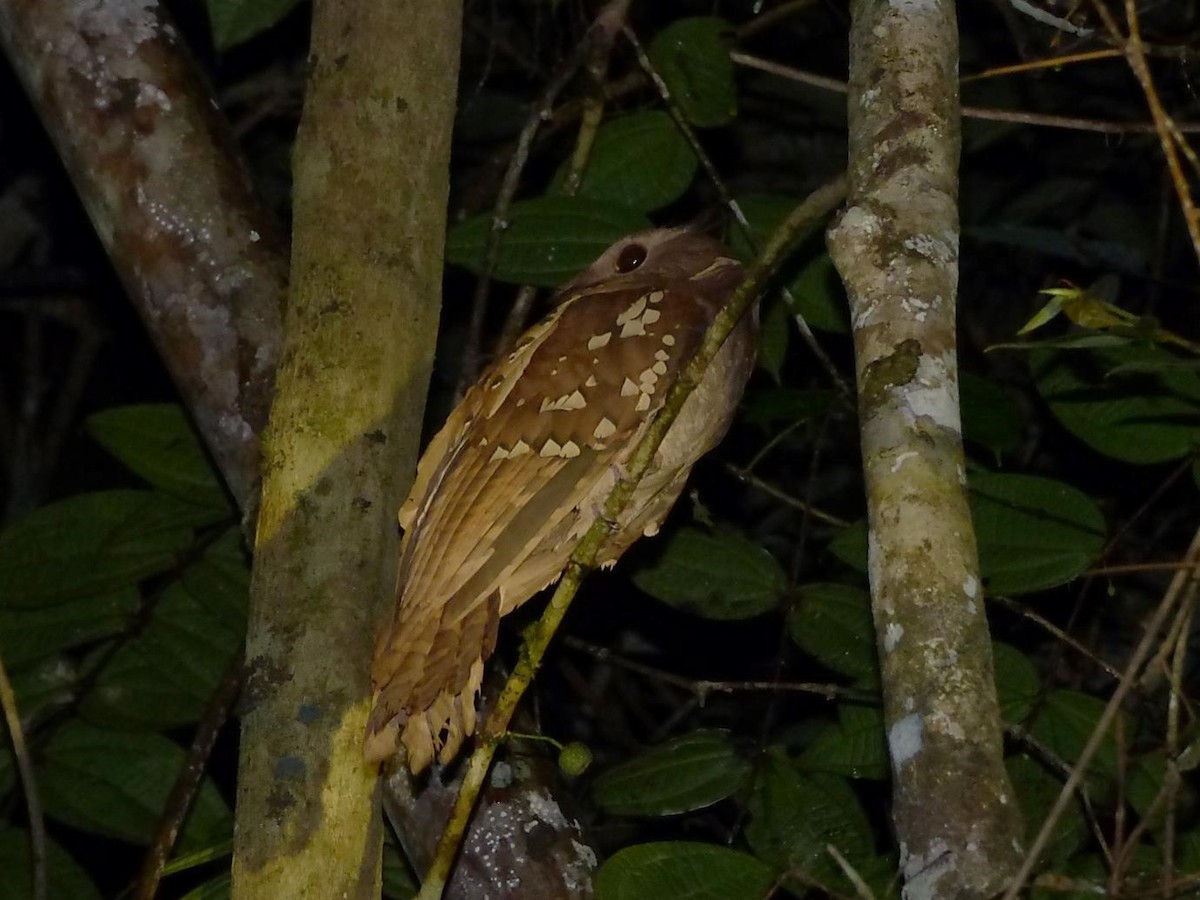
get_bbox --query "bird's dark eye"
[615,243,647,273]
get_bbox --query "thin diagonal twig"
[0,651,46,900]
[1002,525,1200,899]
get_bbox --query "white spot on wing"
[620,378,639,397]
[540,438,561,458]
[587,332,612,350]
[619,319,647,338]
[616,295,649,325]
[593,417,616,440]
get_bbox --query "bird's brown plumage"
[366,227,756,771]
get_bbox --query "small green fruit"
[558,742,593,776]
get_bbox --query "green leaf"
[1033,344,1200,464]
[82,530,248,729]
[0,827,102,900]
[960,374,1022,457]
[87,404,231,518]
[1125,753,1179,826]
[592,730,751,816]
[798,705,887,780]
[971,472,1106,595]
[162,839,233,875]
[595,842,774,900]
[0,658,80,800]
[180,871,231,900]
[0,491,197,609]
[445,196,650,287]
[558,111,696,213]
[829,473,1106,596]
[993,642,1040,725]
[758,296,789,383]
[1027,690,1123,781]
[633,528,785,620]
[745,752,877,893]
[383,830,419,900]
[40,722,231,849]
[787,253,850,335]
[1006,754,1088,868]
[207,0,303,51]
[0,585,139,671]
[741,387,835,429]
[726,197,846,334]
[787,583,877,684]
[727,194,813,260]
[647,18,737,128]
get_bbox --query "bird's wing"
[367,279,720,768]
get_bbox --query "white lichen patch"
[929,709,965,741]
[902,836,954,900]
[884,622,904,651]
[903,232,955,266]
[889,713,924,765]
[525,788,570,831]
[890,450,918,472]
[490,760,514,788]
[900,354,961,432]
[963,574,978,598]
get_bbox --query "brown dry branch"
[732,49,1200,136]
[136,654,243,900]
[826,1,1024,897]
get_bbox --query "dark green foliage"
[4,1,1199,896]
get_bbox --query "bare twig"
[991,594,1124,683]
[457,15,615,395]
[624,28,853,398]
[1002,525,1200,899]
[563,636,876,704]
[726,464,850,527]
[731,50,1200,135]
[1115,0,1200,267]
[0,652,46,900]
[493,0,633,359]
[136,654,244,900]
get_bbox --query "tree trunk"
[827,1,1024,897]
[231,3,461,898]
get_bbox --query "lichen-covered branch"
[0,0,286,520]
[229,2,460,897]
[825,2,1023,898]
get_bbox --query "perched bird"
[365,226,757,772]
